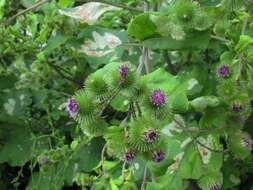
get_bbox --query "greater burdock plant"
[1,0,253,190]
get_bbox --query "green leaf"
[142,68,179,93]
[157,172,185,190]
[0,0,5,19]
[143,30,211,50]
[146,182,163,190]
[128,13,157,41]
[0,89,32,119]
[72,137,105,172]
[59,2,120,24]
[190,96,220,112]
[110,94,129,112]
[58,0,74,8]
[179,144,203,179]
[235,35,253,53]
[0,124,35,166]
[169,92,189,113]
[37,35,69,61]
[78,26,128,68]
[199,108,227,129]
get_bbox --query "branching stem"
[5,0,50,24]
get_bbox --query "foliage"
[0,0,253,190]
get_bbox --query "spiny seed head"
[152,150,165,163]
[144,129,159,143]
[241,134,252,151]
[208,183,221,190]
[150,90,166,108]
[232,103,243,113]
[124,150,134,162]
[119,65,129,78]
[66,98,79,118]
[217,65,230,78]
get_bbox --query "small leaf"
[190,96,220,112]
[128,13,157,41]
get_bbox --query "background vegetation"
[0,0,253,189]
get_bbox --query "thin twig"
[77,0,143,12]
[47,62,82,87]
[5,0,50,24]
[195,139,227,153]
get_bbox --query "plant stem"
[162,50,177,75]
[172,115,226,153]
[141,165,148,190]
[210,35,231,44]
[47,62,82,87]
[5,0,50,24]
[78,0,143,12]
[101,143,107,175]
[141,0,151,74]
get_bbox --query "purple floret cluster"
[124,150,134,162]
[150,89,166,108]
[232,103,243,113]
[152,150,165,163]
[217,65,230,78]
[66,98,79,118]
[144,129,159,143]
[119,65,129,78]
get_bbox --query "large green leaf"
[179,144,203,179]
[0,124,35,166]
[72,137,105,172]
[141,68,179,94]
[0,89,32,120]
[143,30,211,50]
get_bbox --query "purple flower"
[66,98,79,118]
[152,150,165,163]
[119,65,129,78]
[124,150,134,162]
[242,134,252,151]
[150,90,166,108]
[217,65,230,78]
[208,183,221,190]
[144,129,159,143]
[232,103,243,113]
